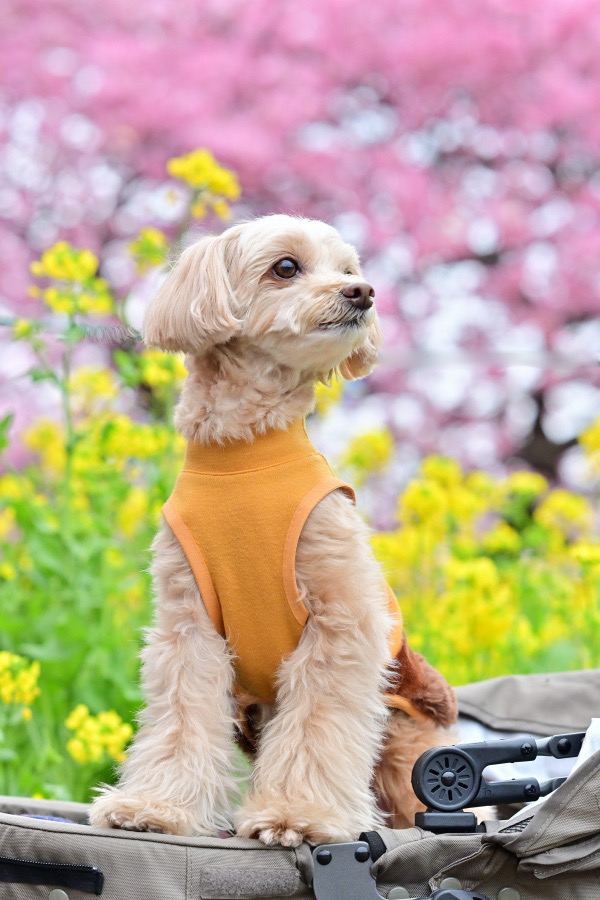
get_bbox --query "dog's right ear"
[143,234,242,353]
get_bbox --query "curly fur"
[89,215,455,845]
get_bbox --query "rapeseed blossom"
[167,148,240,219]
[372,452,600,685]
[138,349,187,399]
[0,653,40,716]
[341,429,394,485]
[22,420,66,475]
[580,418,600,471]
[129,227,169,274]
[65,705,133,765]
[534,489,594,538]
[30,242,113,317]
[0,507,15,541]
[69,366,120,415]
[117,487,149,537]
[314,375,344,415]
[12,319,36,340]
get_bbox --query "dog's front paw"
[89,788,204,836]
[235,795,356,847]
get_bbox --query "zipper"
[0,854,104,895]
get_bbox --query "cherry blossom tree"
[2,0,600,502]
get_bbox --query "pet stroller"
[1,668,598,900]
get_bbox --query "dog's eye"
[272,259,299,279]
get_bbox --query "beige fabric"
[2,748,600,900]
[374,748,600,898]
[2,671,599,899]
[454,668,600,735]
[0,805,312,900]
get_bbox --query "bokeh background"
[1,0,599,801]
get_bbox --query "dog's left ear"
[338,316,383,380]
[143,232,242,354]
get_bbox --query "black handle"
[412,731,584,813]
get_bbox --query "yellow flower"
[139,349,187,393]
[569,541,600,565]
[78,286,113,315]
[504,471,548,499]
[341,429,394,484]
[0,561,16,580]
[12,318,35,339]
[66,737,90,764]
[447,484,486,525]
[399,479,447,528]
[314,375,344,416]
[22,419,65,474]
[117,487,148,538]
[0,653,40,707]
[65,704,90,731]
[30,241,114,318]
[167,149,240,221]
[421,456,462,489]
[31,242,98,281]
[480,521,521,556]
[463,470,497,502]
[210,198,232,221]
[534,489,593,537]
[129,227,169,274]
[65,705,133,765]
[0,475,24,500]
[69,366,119,414]
[190,199,207,219]
[580,418,600,471]
[0,507,16,540]
[444,557,500,593]
[167,149,240,199]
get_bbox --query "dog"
[89,214,457,846]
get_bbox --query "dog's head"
[144,214,382,380]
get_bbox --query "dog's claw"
[257,825,303,847]
[235,799,356,847]
[89,790,203,836]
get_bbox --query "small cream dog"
[89,215,456,846]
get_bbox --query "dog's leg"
[89,520,237,836]
[235,490,392,847]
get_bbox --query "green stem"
[60,317,76,508]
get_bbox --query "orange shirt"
[163,419,419,716]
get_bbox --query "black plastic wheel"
[412,746,480,812]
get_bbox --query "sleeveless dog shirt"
[163,419,448,721]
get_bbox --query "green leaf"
[29,368,60,385]
[113,349,142,387]
[0,413,14,453]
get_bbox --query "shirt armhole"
[282,477,356,627]
[383,694,430,720]
[162,499,225,637]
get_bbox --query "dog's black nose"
[342,282,375,310]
